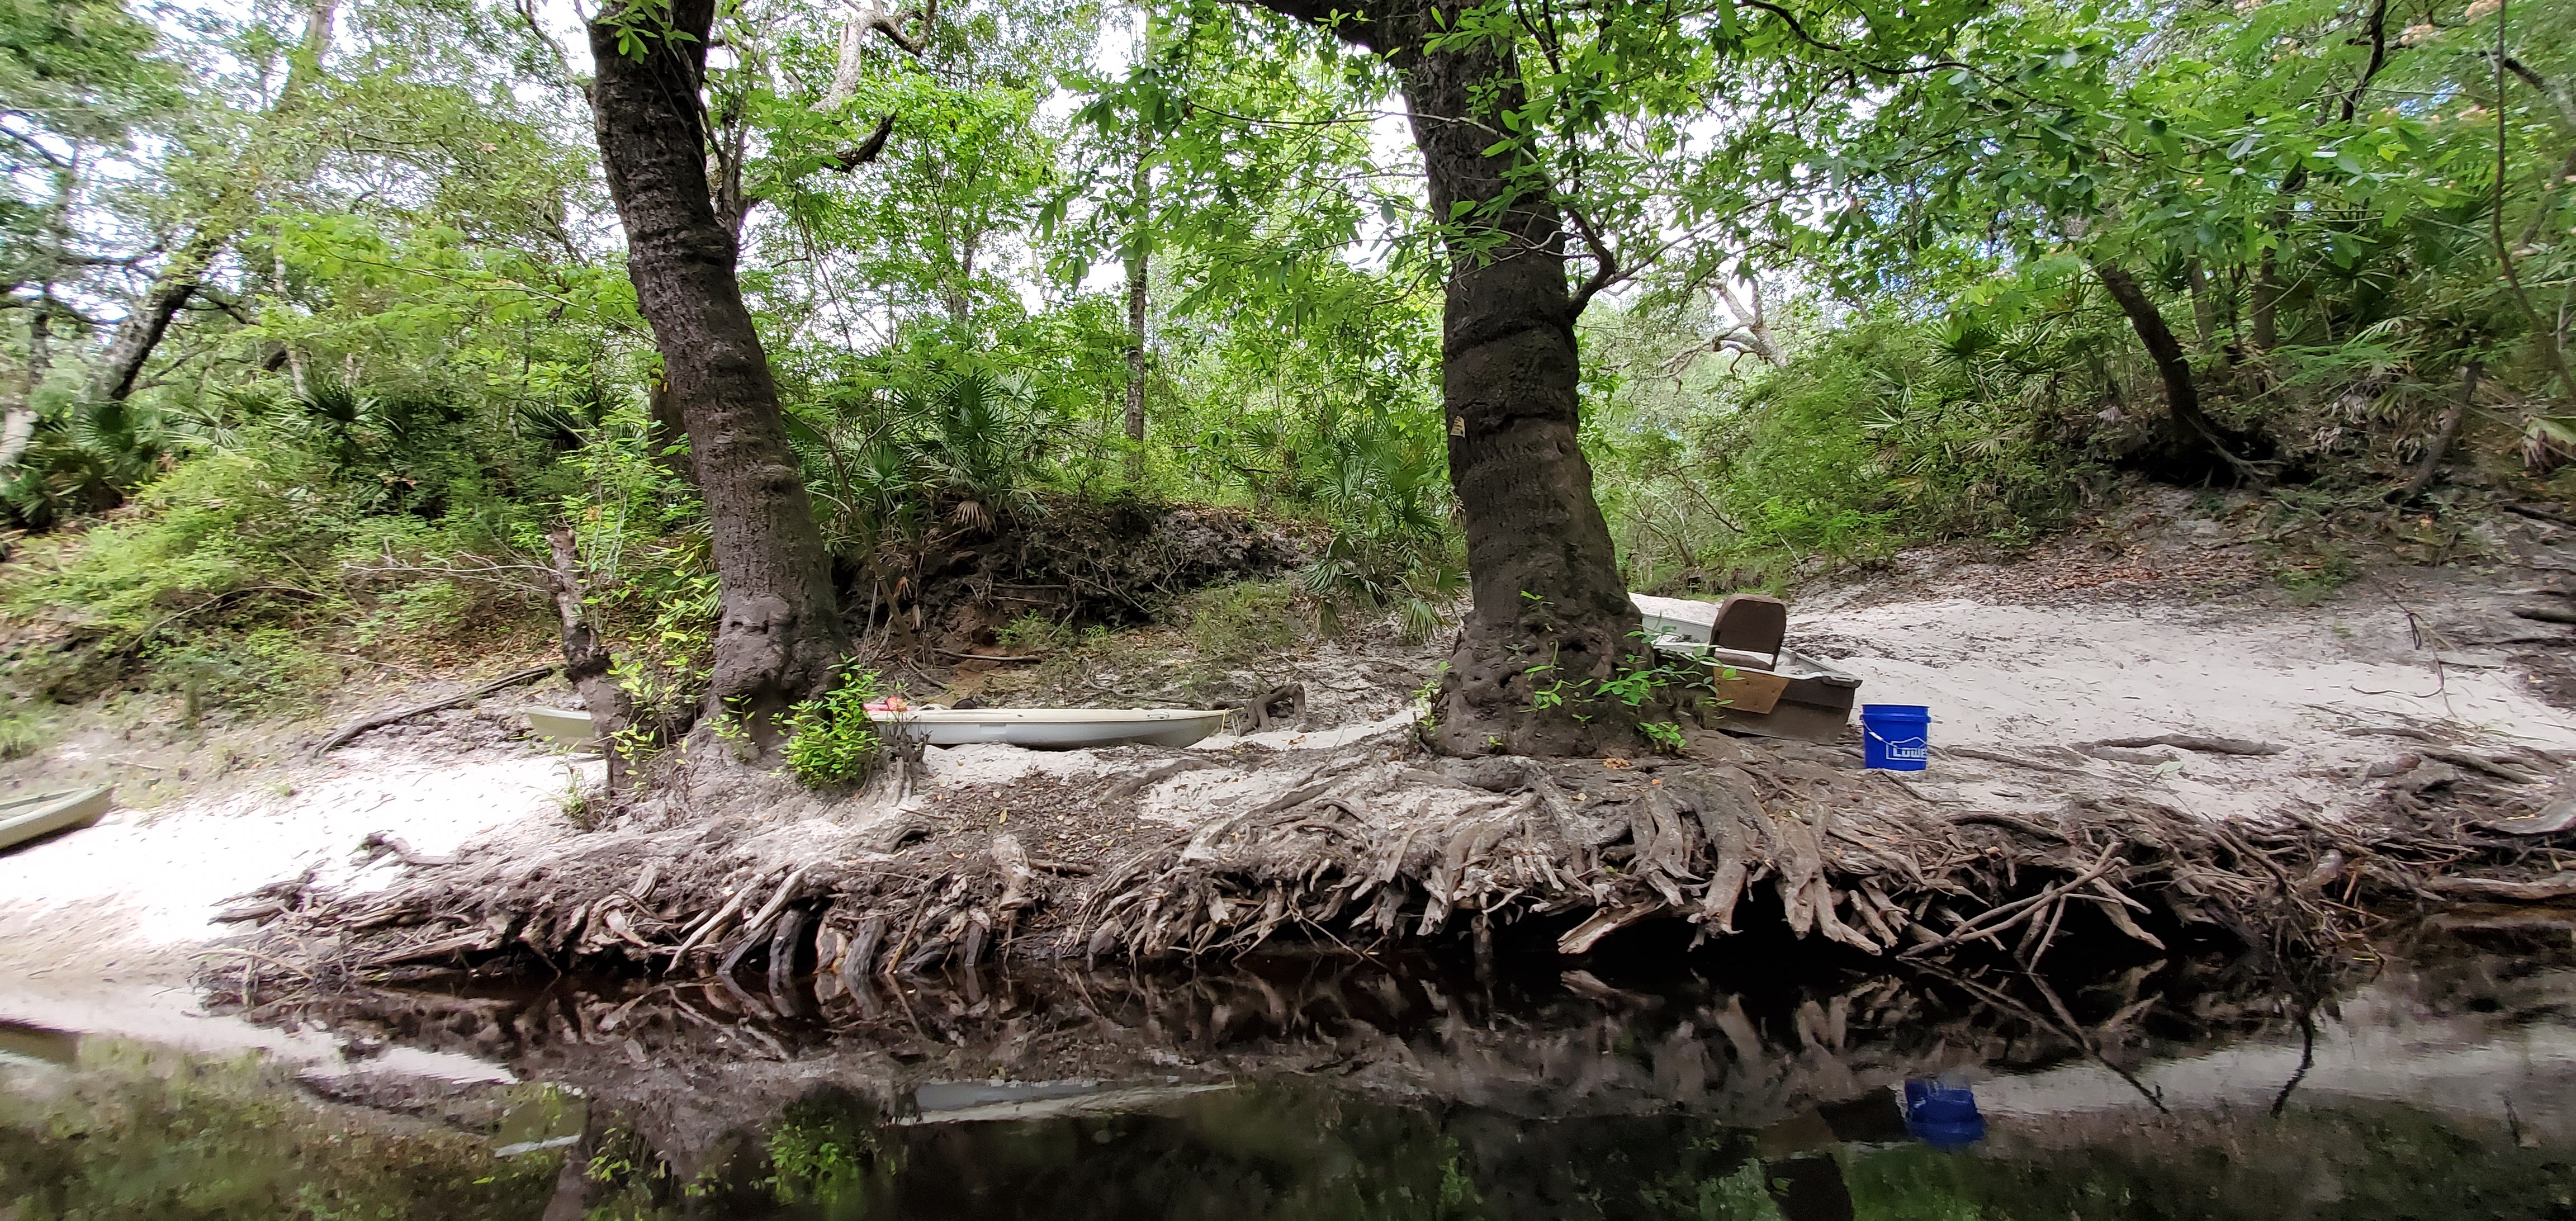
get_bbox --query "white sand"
[1808,597,2570,748]
[0,740,594,1054]
[1804,597,2575,822]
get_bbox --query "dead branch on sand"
[313,665,557,755]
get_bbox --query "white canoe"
[875,708,1227,749]
[0,785,112,853]
[524,706,600,746]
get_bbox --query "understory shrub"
[782,666,886,788]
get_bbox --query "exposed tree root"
[215,723,2561,1001]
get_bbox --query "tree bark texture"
[589,0,847,735]
[2095,262,2264,485]
[2248,245,2281,358]
[1247,0,1647,755]
[1123,159,1149,448]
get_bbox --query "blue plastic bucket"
[1902,1079,1985,1148]
[1860,704,1932,771]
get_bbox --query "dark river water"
[4,919,2573,1219]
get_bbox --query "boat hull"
[0,786,113,853]
[524,707,600,746]
[876,708,1227,750]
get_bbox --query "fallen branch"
[1944,746,2087,775]
[314,665,557,755]
[2089,734,2284,757]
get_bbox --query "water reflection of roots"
[230,948,2334,1137]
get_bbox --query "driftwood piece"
[766,906,813,1005]
[859,812,933,854]
[1100,758,1220,804]
[2079,745,2181,766]
[992,834,1034,915]
[2422,872,2576,902]
[2417,747,2546,785]
[314,665,557,755]
[2476,799,2576,836]
[1233,684,1307,733]
[1557,902,1660,954]
[718,867,809,977]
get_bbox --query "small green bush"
[0,699,48,760]
[782,666,885,788]
[1183,581,1313,665]
[997,612,1071,652]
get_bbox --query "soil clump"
[854,495,1311,669]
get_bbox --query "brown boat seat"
[1711,594,1787,670]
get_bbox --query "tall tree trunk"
[2248,244,2281,358]
[84,0,340,405]
[589,0,846,738]
[1123,155,1150,451]
[84,228,221,403]
[0,302,53,472]
[1251,0,1647,755]
[2095,262,2264,485]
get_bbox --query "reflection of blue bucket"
[1903,1080,1986,1148]
[1862,704,1933,771]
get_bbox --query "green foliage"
[782,665,885,788]
[762,1091,894,1213]
[0,693,48,758]
[1295,417,1464,641]
[997,612,1072,652]
[1588,309,2098,588]
[1182,580,1313,667]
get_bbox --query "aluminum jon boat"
[874,708,1228,750]
[0,785,113,853]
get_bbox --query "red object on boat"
[865,695,910,713]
